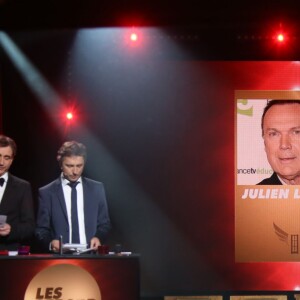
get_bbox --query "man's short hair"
[261,99,300,135]
[57,141,87,166]
[0,135,17,157]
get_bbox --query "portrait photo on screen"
[235,90,300,262]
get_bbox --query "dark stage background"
[1,28,300,298]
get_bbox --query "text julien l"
[241,188,300,199]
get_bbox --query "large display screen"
[236,92,300,262]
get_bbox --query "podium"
[0,253,140,299]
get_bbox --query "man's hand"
[0,223,11,236]
[51,240,60,252]
[90,237,101,249]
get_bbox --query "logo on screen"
[24,264,101,300]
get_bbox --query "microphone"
[59,235,63,255]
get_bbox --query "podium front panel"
[0,254,140,300]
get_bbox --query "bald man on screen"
[258,99,300,185]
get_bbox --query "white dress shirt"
[61,174,87,245]
[0,172,9,204]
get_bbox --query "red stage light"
[130,33,138,42]
[66,112,73,120]
[124,29,144,49]
[277,33,284,42]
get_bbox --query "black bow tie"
[0,178,5,187]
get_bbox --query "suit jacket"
[0,174,35,250]
[35,176,111,251]
[257,172,282,185]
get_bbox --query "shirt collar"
[1,173,8,182]
[60,173,82,186]
[277,176,287,185]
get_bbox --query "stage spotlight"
[130,32,138,42]
[66,112,73,120]
[124,30,143,49]
[276,33,285,43]
[271,22,291,46]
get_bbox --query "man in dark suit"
[35,141,111,252]
[258,99,300,185]
[0,135,35,250]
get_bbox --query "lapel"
[54,177,69,221]
[0,173,15,209]
[81,178,90,232]
[271,172,283,185]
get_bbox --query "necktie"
[0,178,5,187]
[68,181,80,243]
